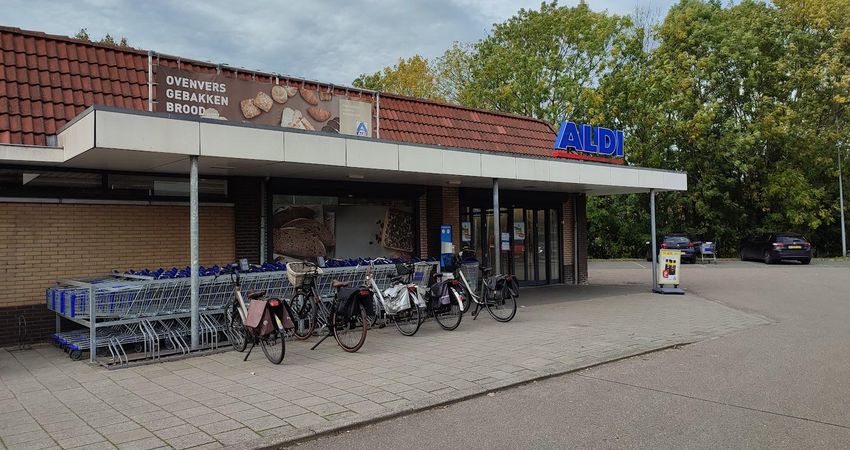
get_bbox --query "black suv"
[646,234,696,264]
[740,233,812,264]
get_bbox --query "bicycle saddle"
[332,280,352,289]
[246,290,267,300]
[479,266,493,275]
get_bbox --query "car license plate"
[788,245,802,249]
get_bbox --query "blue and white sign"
[440,225,454,269]
[355,121,369,137]
[553,121,624,157]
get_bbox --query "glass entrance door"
[462,206,560,285]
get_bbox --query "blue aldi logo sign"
[553,121,624,158]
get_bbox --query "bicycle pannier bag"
[381,285,411,314]
[245,299,275,336]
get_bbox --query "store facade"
[0,26,686,345]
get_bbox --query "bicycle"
[221,260,289,364]
[286,261,370,352]
[453,251,518,323]
[423,270,465,331]
[379,262,424,336]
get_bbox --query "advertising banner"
[657,249,681,285]
[155,66,373,137]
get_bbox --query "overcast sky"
[3,0,676,85]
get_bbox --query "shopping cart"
[699,241,717,263]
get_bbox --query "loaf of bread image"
[300,117,315,131]
[254,91,273,112]
[281,107,303,128]
[381,208,414,252]
[240,99,261,119]
[274,227,326,258]
[282,218,335,247]
[271,85,288,104]
[272,206,315,228]
[307,106,331,122]
[299,87,319,105]
[322,117,340,133]
[283,85,298,97]
[202,108,221,119]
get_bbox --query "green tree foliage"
[353,55,443,100]
[74,28,130,47]
[354,0,850,256]
[460,1,633,125]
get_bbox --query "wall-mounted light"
[348,174,365,179]
[447,180,462,185]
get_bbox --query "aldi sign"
[553,121,624,158]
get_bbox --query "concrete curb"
[230,341,691,450]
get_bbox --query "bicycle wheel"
[434,287,463,331]
[459,284,474,314]
[289,293,317,340]
[394,293,422,336]
[227,304,248,352]
[486,289,517,322]
[260,328,285,364]
[332,302,368,352]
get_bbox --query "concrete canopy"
[4,106,687,196]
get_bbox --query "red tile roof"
[0,26,618,164]
[378,94,556,157]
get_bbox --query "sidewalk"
[0,283,769,450]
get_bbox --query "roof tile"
[0,26,582,162]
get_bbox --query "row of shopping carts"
[48,260,457,367]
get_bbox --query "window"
[0,169,102,189]
[271,194,414,260]
[108,174,228,197]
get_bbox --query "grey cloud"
[3,0,674,85]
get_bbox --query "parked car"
[645,233,697,263]
[740,233,812,264]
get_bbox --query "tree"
[353,55,442,100]
[431,42,475,104]
[352,0,850,257]
[459,1,633,125]
[74,28,130,47]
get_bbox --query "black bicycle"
[288,261,371,353]
[423,271,465,331]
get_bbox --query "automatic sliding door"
[512,208,527,281]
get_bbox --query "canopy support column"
[190,155,200,349]
[493,178,500,274]
[650,189,658,290]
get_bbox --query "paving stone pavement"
[0,283,769,449]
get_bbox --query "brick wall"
[576,194,589,283]
[562,196,575,284]
[441,187,460,249]
[418,193,428,258]
[230,178,262,263]
[0,201,235,345]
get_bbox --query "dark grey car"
[740,233,812,264]
[646,234,697,263]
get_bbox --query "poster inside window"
[271,195,414,261]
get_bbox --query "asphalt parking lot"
[298,258,850,449]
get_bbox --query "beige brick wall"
[0,202,235,310]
